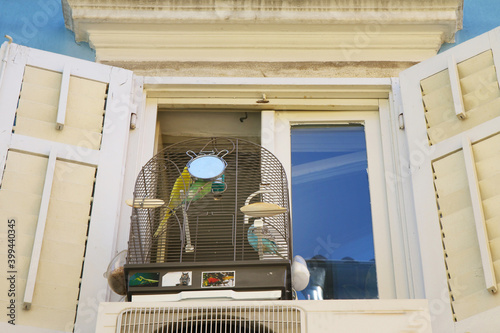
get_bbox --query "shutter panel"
[0,152,96,329]
[0,43,134,332]
[15,65,107,149]
[400,27,500,330]
[421,50,500,145]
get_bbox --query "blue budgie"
[247,224,285,259]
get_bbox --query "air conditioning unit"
[116,303,302,332]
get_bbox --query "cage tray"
[125,260,292,300]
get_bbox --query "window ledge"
[95,299,431,332]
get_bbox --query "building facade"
[2,0,500,332]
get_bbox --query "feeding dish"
[104,250,127,296]
[240,202,287,217]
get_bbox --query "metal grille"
[116,305,303,333]
[127,137,291,264]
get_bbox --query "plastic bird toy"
[247,220,284,259]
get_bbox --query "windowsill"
[95,299,431,332]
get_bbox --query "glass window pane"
[291,125,378,300]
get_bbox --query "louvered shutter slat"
[478,174,500,200]
[476,155,500,181]
[486,215,500,240]
[15,116,103,149]
[433,170,468,196]
[459,65,496,92]
[457,50,495,77]
[463,84,500,111]
[440,207,475,238]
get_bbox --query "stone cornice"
[62,0,463,69]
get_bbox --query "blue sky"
[0,0,94,60]
[440,0,500,52]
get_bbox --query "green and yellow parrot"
[154,167,191,237]
[185,179,213,202]
[154,167,213,238]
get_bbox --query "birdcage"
[125,137,292,300]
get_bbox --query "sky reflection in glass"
[291,125,377,299]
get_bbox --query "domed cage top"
[126,137,291,266]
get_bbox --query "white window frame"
[119,77,422,301]
[267,110,394,299]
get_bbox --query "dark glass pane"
[291,125,378,300]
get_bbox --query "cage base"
[125,260,292,301]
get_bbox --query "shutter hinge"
[398,113,405,130]
[130,106,138,129]
[130,76,144,129]
[0,35,13,92]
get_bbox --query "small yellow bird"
[154,167,191,237]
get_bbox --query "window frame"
[270,110,393,299]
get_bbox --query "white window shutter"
[400,27,500,330]
[0,43,134,332]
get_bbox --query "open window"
[136,80,417,303]
[400,26,500,332]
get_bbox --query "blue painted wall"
[440,0,500,52]
[0,0,94,61]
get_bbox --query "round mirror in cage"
[186,151,228,180]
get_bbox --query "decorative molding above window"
[62,0,463,71]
